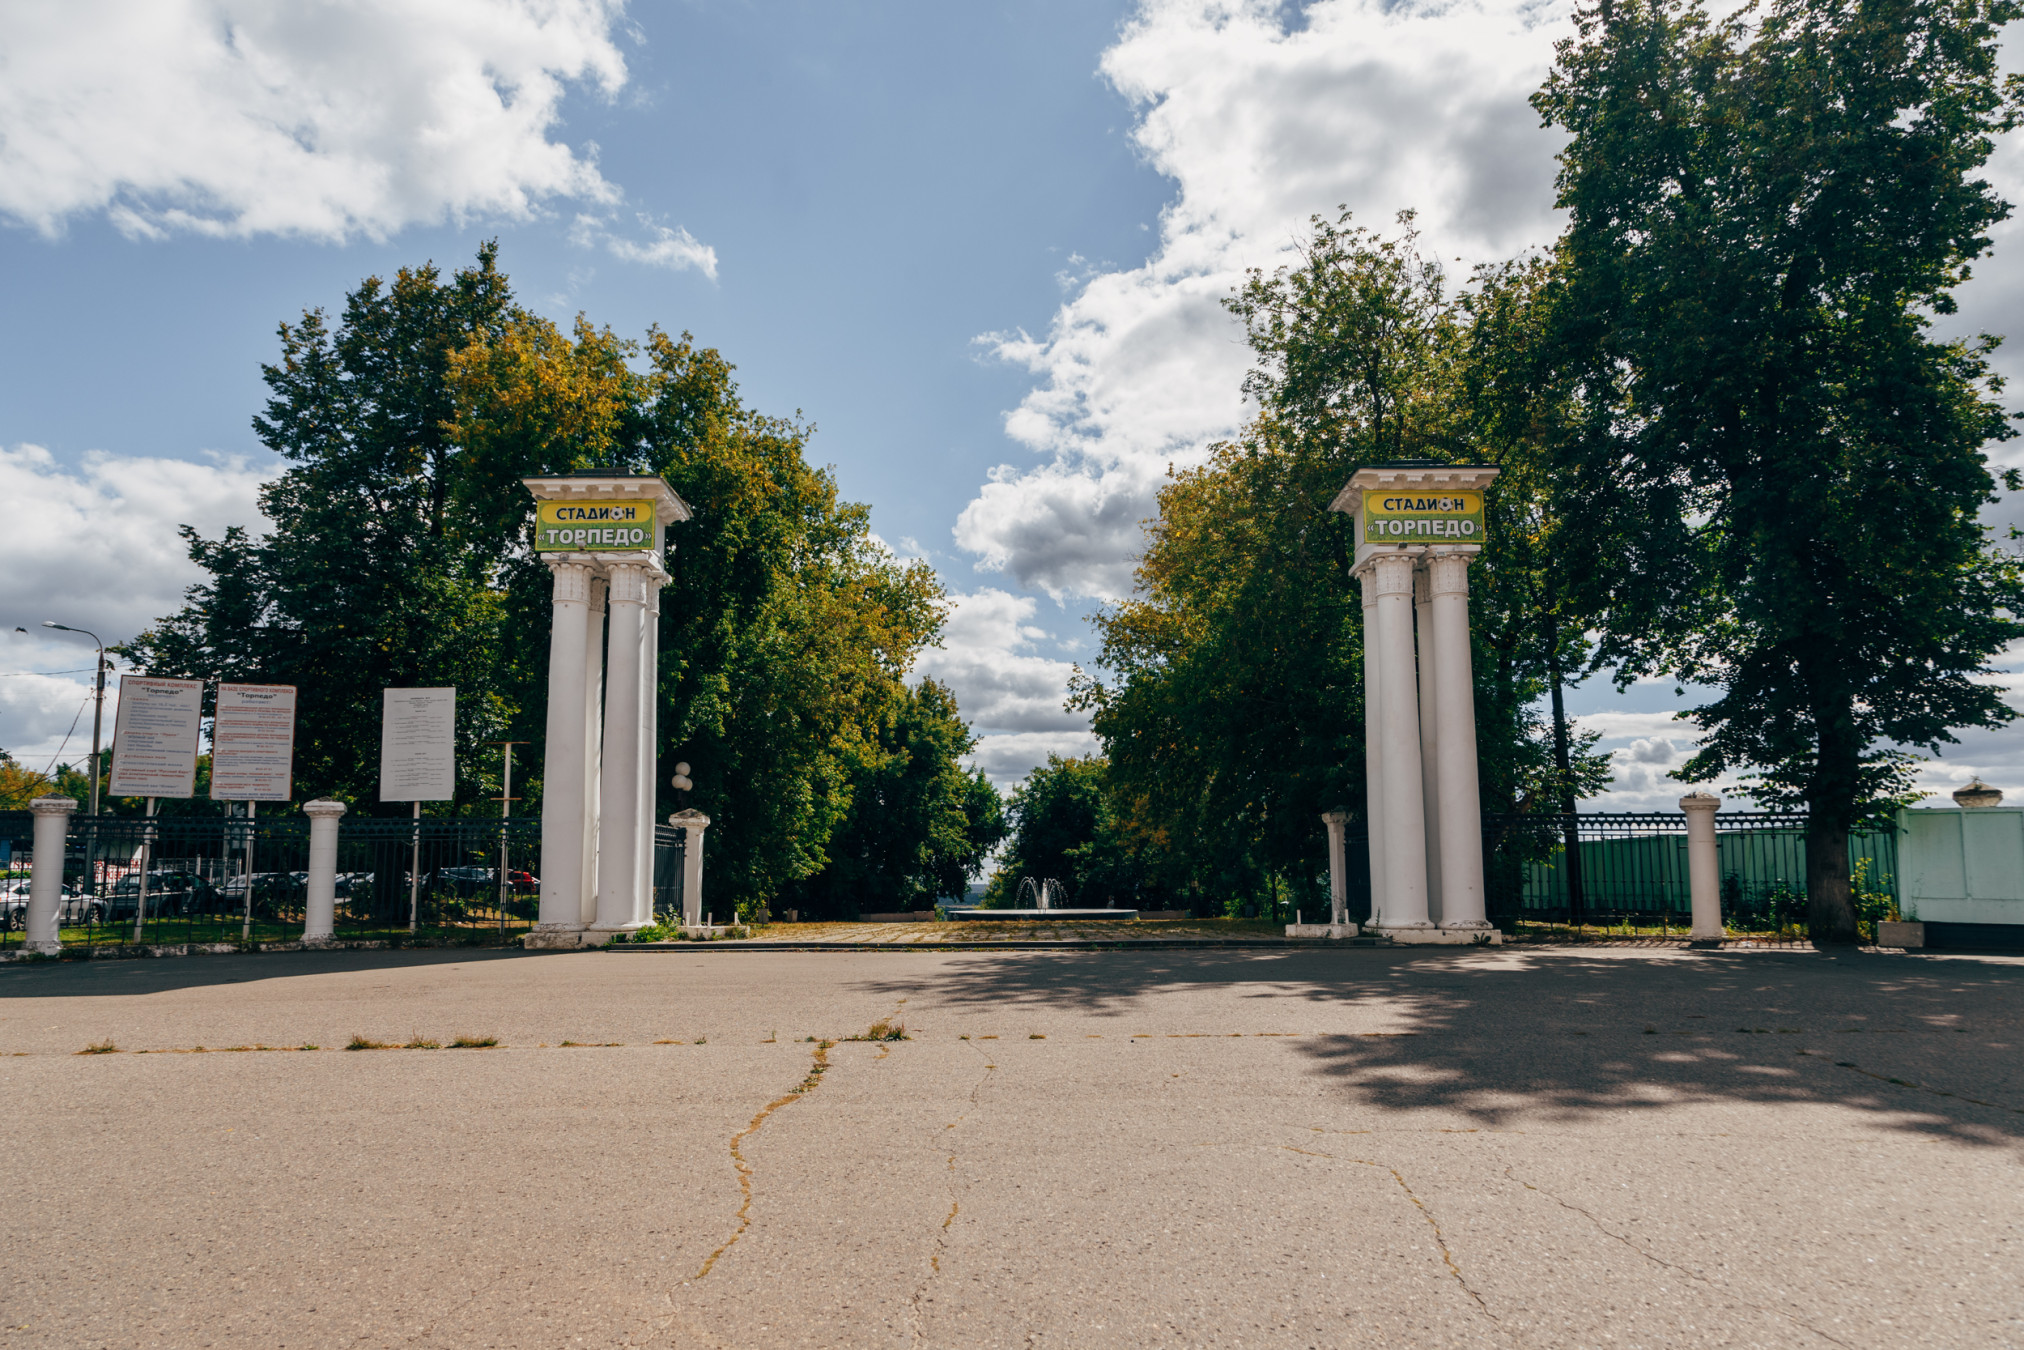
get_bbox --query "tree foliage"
[126,248,998,912]
[1533,0,2024,939]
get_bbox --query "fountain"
[946,875,1137,922]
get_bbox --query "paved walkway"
[1,945,2018,1347]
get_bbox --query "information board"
[1361,489,1485,544]
[380,687,456,802]
[210,684,297,801]
[108,676,203,798]
[533,498,655,553]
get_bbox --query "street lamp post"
[40,622,108,817]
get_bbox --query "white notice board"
[380,687,456,802]
[210,683,298,801]
[108,676,204,798]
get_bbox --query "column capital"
[546,557,596,604]
[1370,551,1417,595]
[669,809,712,831]
[30,795,77,817]
[1320,810,1349,826]
[1679,791,1722,814]
[1428,551,1472,596]
[605,563,657,606]
[304,799,348,820]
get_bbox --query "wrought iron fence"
[0,811,542,950]
[652,823,687,923]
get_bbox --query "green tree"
[984,756,1151,908]
[1534,0,2024,941]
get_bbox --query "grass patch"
[447,1034,498,1049]
[346,1035,392,1051]
[76,1039,119,1055]
[403,1035,441,1050]
[1029,1033,1046,1040]
[846,1017,909,1043]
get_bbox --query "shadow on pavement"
[0,945,540,997]
[859,946,2024,1147]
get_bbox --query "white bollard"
[669,809,711,929]
[25,796,78,956]
[302,799,347,945]
[1681,791,1723,943]
[1321,810,1349,927]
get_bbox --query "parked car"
[102,871,220,922]
[213,872,304,917]
[0,878,99,927]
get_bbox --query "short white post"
[1359,569,1386,928]
[1430,553,1491,930]
[302,799,346,944]
[1321,811,1349,927]
[669,809,710,928]
[1372,552,1432,929]
[1682,792,1723,942]
[26,796,78,955]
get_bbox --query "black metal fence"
[652,823,687,923]
[0,811,542,951]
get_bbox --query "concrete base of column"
[582,923,645,947]
[522,923,592,949]
[1371,925,1503,946]
[1285,923,1360,939]
[23,940,60,957]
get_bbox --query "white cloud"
[914,588,1096,786]
[571,212,719,279]
[956,0,1574,601]
[0,444,274,760]
[0,0,631,241]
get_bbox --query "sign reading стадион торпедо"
[1361,489,1486,544]
[533,499,656,552]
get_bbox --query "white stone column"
[670,809,710,928]
[580,575,606,928]
[1321,810,1349,927]
[1372,552,1432,929]
[302,799,346,944]
[1430,553,1491,930]
[1415,565,1443,924]
[534,560,592,936]
[1359,567,1386,928]
[634,581,661,928]
[25,796,77,955]
[593,562,650,938]
[1682,791,1724,942]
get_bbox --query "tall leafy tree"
[1534,0,2024,940]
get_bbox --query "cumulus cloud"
[0,444,274,760]
[0,0,631,241]
[956,0,1574,601]
[914,589,1097,786]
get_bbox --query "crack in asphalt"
[1504,1166,1854,1349]
[691,1040,831,1281]
[908,1039,995,1348]
[1280,1145,1507,1338]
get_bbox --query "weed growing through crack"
[847,1017,909,1042]
[448,1035,499,1049]
[1029,1033,1046,1040]
[77,1040,118,1055]
[346,1035,391,1051]
[695,1036,708,1045]
[404,1035,441,1050]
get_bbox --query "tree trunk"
[1805,704,1862,945]
[1545,614,1586,926]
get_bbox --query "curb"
[603,938,1392,952]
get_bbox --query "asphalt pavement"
[0,944,2018,1348]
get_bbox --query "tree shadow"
[0,946,538,997]
[854,947,2024,1147]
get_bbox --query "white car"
[0,877,92,928]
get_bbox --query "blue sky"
[6,0,2024,808]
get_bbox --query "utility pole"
[41,622,107,816]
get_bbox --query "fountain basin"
[944,908,1140,921]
